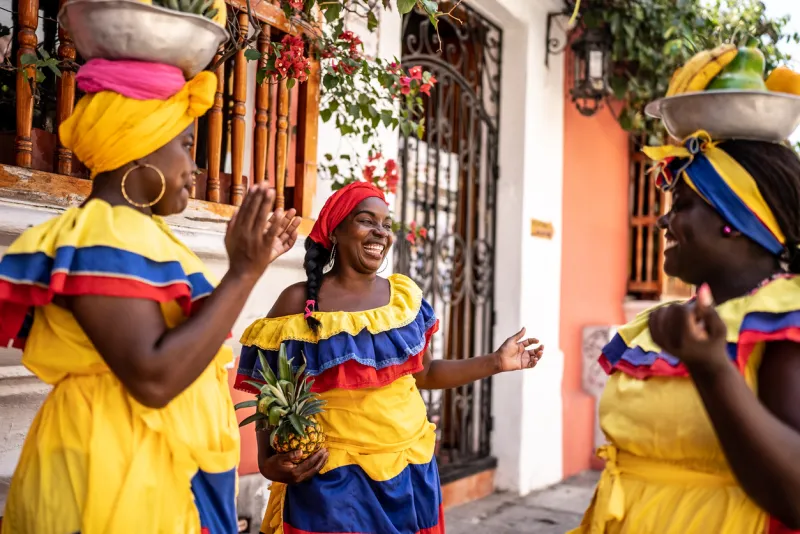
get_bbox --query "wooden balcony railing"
[0,0,319,225]
[627,138,693,300]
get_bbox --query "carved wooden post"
[253,22,271,185]
[56,0,76,176]
[190,118,198,198]
[206,46,225,203]
[275,77,289,209]
[15,0,40,168]
[230,10,248,206]
[294,58,321,217]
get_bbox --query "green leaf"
[256,69,268,85]
[239,412,266,427]
[48,63,62,77]
[323,2,342,23]
[396,0,416,15]
[367,10,379,32]
[244,48,262,61]
[320,108,333,122]
[323,73,339,90]
[381,110,393,127]
[20,53,37,66]
[234,399,259,410]
[288,413,306,436]
[287,78,296,90]
[269,405,288,426]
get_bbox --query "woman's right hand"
[224,183,302,282]
[259,448,329,484]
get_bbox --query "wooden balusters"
[206,47,225,203]
[190,119,199,198]
[230,11,248,206]
[15,0,40,168]
[275,78,290,209]
[294,58,321,217]
[253,22,272,185]
[55,1,77,176]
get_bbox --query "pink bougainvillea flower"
[406,232,416,245]
[409,65,423,80]
[419,227,428,239]
[420,83,432,96]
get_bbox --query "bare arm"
[413,327,543,390]
[68,185,301,408]
[686,342,800,528]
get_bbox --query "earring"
[324,243,337,272]
[722,225,733,237]
[121,163,166,208]
[378,256,389,274]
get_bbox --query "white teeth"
[364,244,385,255]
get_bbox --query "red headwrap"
[308,181,388,250]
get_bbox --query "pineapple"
[235,343,326,462]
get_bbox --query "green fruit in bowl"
[707,40,768,91]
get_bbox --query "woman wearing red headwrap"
[236,182,544,534]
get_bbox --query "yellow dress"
[236,274,444,534]
[570,274,800,534]
[0,199,240,534]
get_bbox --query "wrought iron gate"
[395,2,502,482]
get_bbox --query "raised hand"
[648,283,729,371]
[494,327,544,372]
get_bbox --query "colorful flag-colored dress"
[236,273,444,534]
[0,199,240,534]
[570,274,800,534]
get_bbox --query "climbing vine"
[574,0,800,143]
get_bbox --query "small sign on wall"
[530,219,555,240]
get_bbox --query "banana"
[685,47,738,92]
[666,44,737,96]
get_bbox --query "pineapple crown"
[235,343,326,443]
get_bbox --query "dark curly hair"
[720,140,800,273]
[302,239,331,333]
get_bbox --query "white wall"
[472,0,567,495]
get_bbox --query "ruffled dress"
[0,199,240,534]
[570,275,800,534]
[235,273,444,534]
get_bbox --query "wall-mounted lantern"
[569,27,612,116]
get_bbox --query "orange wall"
[229,370,261,475]
[560,54,630,477]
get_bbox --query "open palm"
[264,208,302,264]
[495,327,544,372]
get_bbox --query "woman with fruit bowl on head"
[0,18,301,534]
[570,45,800,534]
[235,181,545,534]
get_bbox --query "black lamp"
[569,26,611,116]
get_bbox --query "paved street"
[446,471,600,534]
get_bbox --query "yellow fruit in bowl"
[766,66,800,96]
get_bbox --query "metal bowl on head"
[58,0,229,79]
[645,90,800,143]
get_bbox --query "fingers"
[252,185,272,234]
[236,182,263,231]
[294,448,329,482]
[512,327,526,342]
[525,344,544,368]
[520,337,540,347]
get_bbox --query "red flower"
[369,152,382,162]
[406,232,416,245]
[388,62,401,74]
[418,227,428,239]
[287,0,303,9]
[420,83,432,96]
[409,220,417,232]
[399,76,411,86]
[363,164,377,182]
[384,159,399,193]
[336,61,357,75]
[400,84,411,95]
[409,66,423,80]
[428,75,437,85]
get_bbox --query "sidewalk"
[445,471,600,534]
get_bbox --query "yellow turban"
[59,71,217,178]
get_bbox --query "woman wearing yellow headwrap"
[570,131,800,534]
[0,58,301,534]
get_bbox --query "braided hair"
[303,238,331,333]
[721,140,800,273]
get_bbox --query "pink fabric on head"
[76,59,187,100]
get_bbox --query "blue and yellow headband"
[643,131,786,256]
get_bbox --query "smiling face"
[332,197,394,274]
[657,180,734,285]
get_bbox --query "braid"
[721,140,800,273]
[303,239,330,333]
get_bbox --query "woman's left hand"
[648,283,729,371]
[494,327,544,372]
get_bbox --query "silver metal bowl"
[58,0,229,79]
[645,90,800,142]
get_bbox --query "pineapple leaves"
[233,399,258,410]
[269,405,289,426]
[257,349,279,387]
[243,380,269,394]
[239,412,267,427]
[278,343,293,382]
[288,413,306,437]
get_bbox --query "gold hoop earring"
[121,163,167,208]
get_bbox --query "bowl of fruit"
[645,41,800,142]
[58,0,228,79]
[236,343,327,462]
